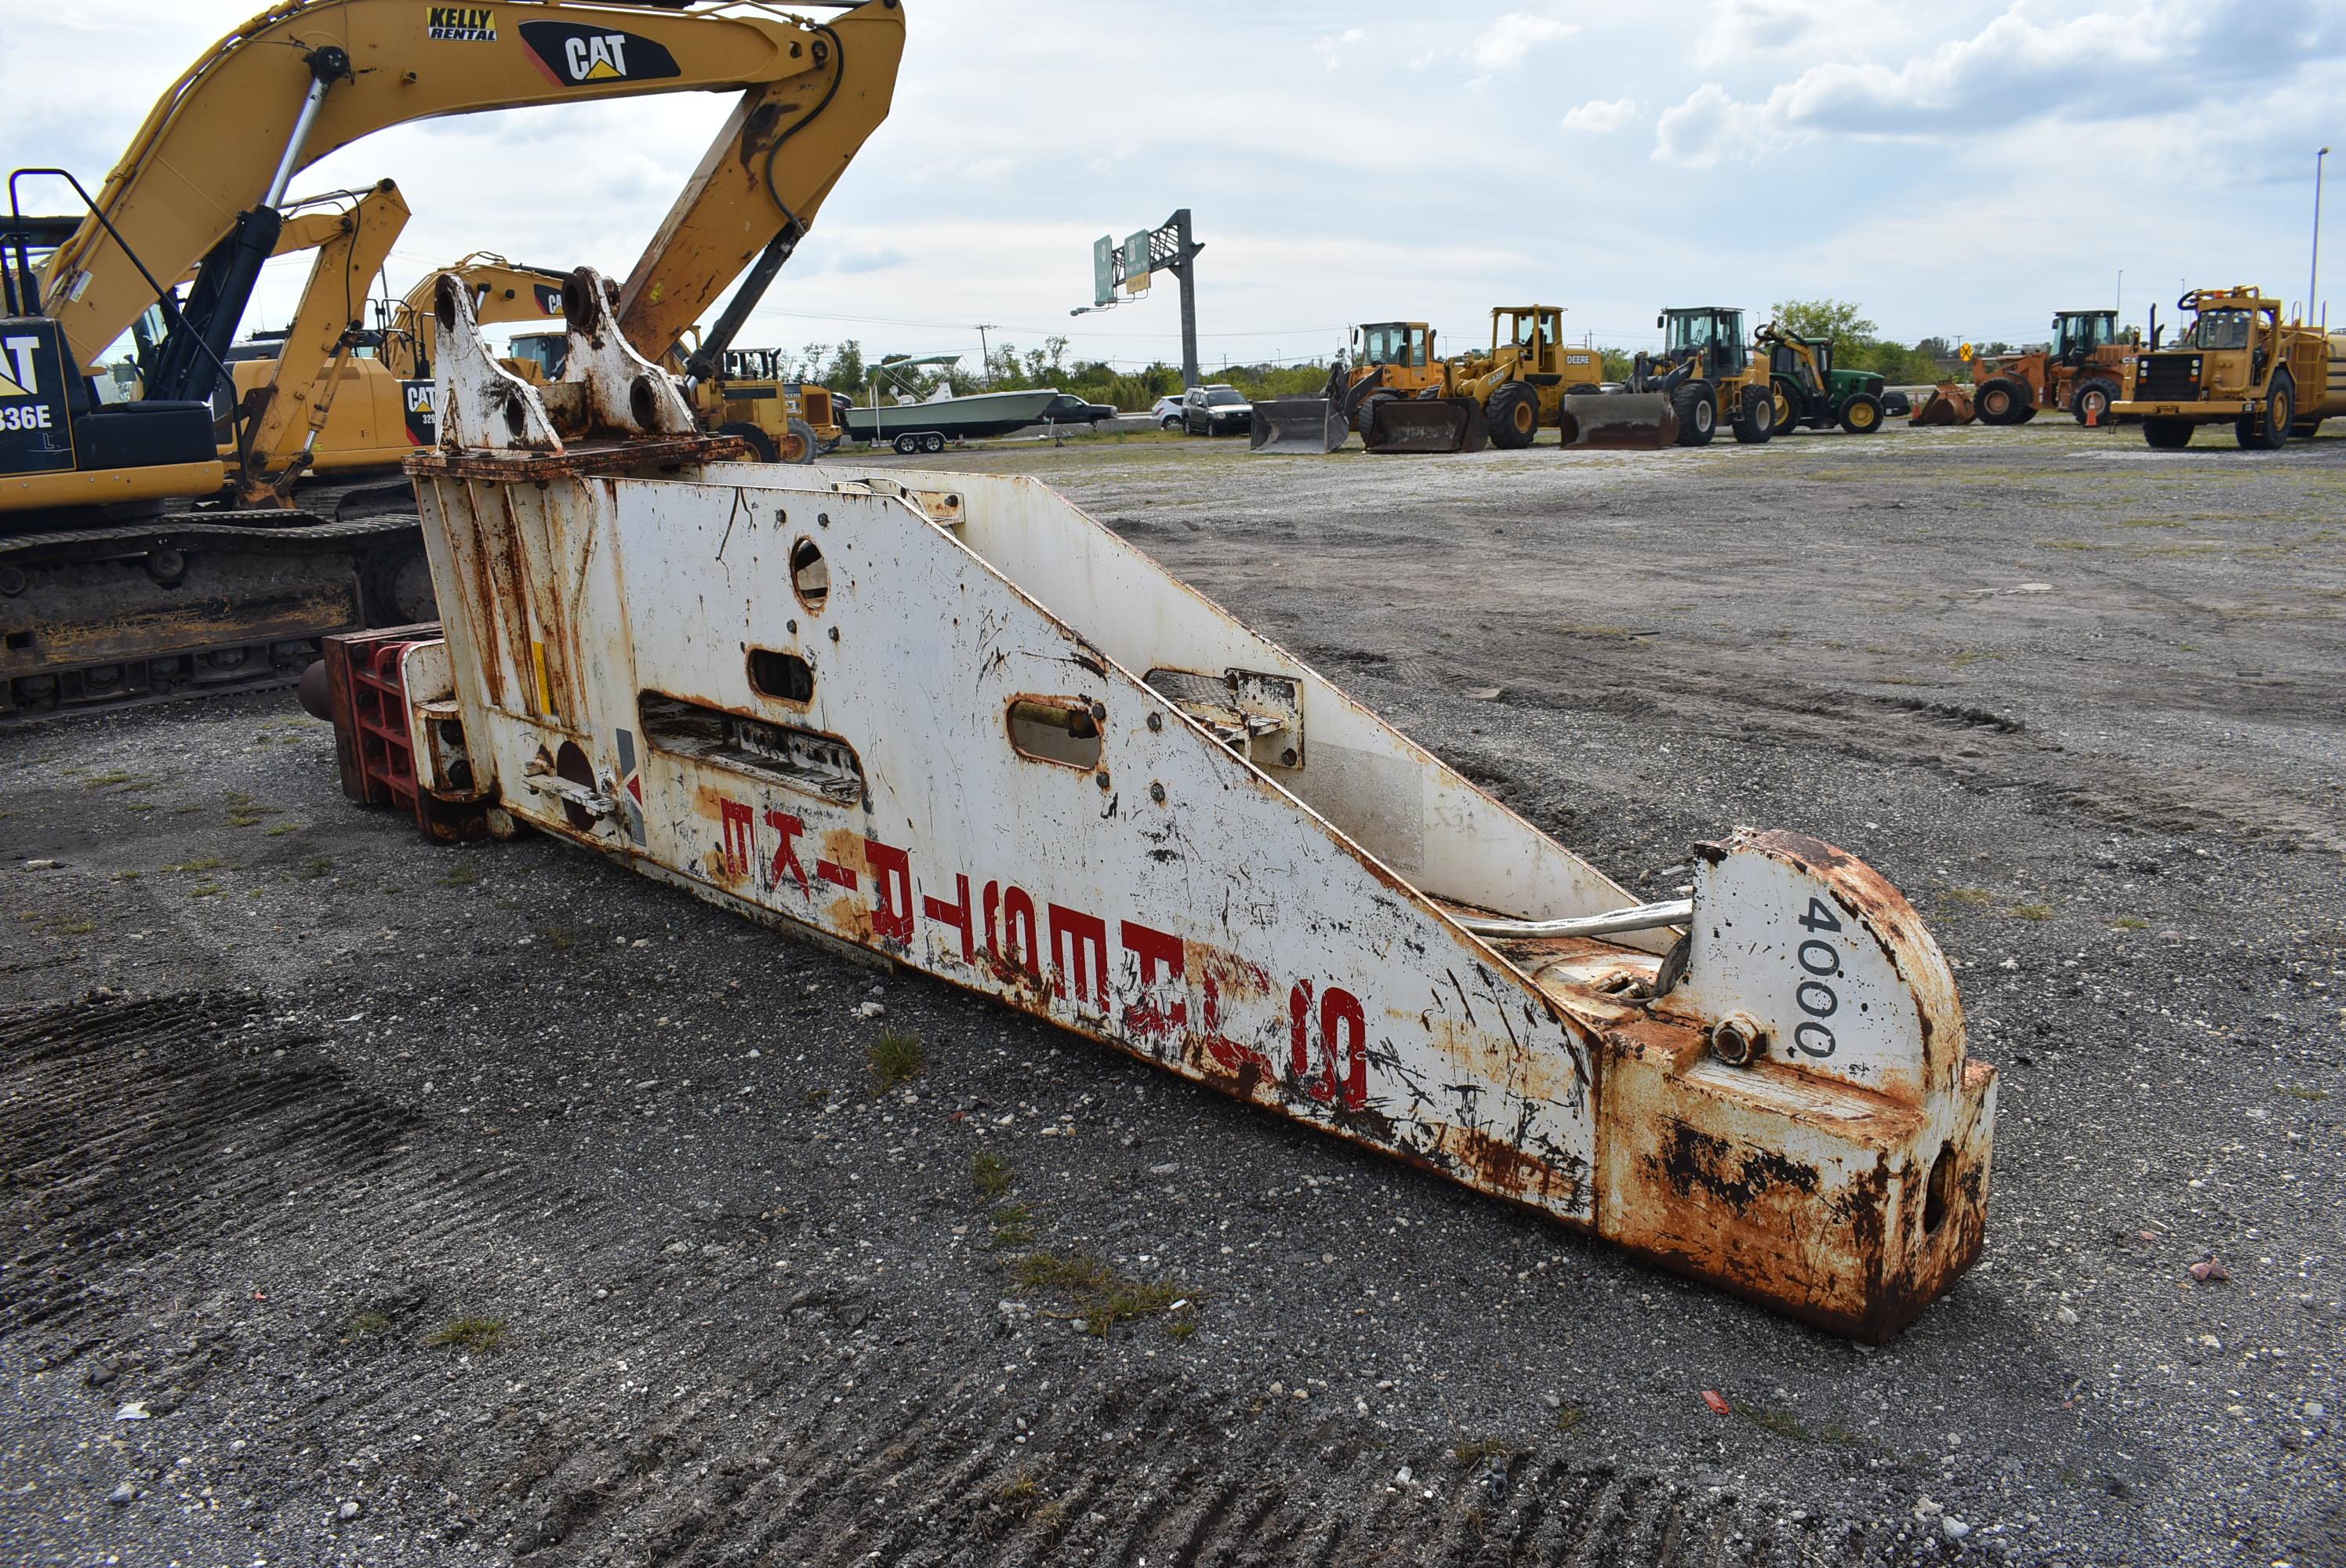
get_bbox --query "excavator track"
[0,495,427,724]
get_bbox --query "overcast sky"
[7,0,2343,371]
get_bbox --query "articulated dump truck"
[314,267,2001,1341]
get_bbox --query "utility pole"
[975,323,998,385]
[2312,147,2330,325]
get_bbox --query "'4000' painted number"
[1790,896,1843,1058]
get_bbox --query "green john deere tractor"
[1758,325,1887,435]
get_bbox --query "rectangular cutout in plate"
[638,692,864,803]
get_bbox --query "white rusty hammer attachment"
[372,267,1996,1341]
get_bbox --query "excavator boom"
[40,0,904,380]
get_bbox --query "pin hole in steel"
[1709,1013,1765,1067]
[630,375,659,430]
[1149,782,1166,804]
[502,395,528,438]
[1007,696,1104,768]
[1923,1143,1957,1233]
[789,539,830,611]
[746,648,815,706]
[434,274,461,333]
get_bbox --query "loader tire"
[2291,419,2323,438]
[1672,385,1716,446]
[1838,392,1885,434]
[2141,417,2193,450]
[1487,382,1539,449]
[1730,385,1775,444]
[2071,379,2119,426]
[1976,378,2030,425]
[1353,392,1393,437]
[2237,371,2293,451]
[1770,379,1798,432]
[716,420,780,463]
[779,417,819,464]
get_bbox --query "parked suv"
[1182,383,1252,436]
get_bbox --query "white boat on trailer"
[845,387,1060,453]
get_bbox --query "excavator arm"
[233,176,409,502]
[38,0,904,383]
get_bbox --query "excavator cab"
[2,215,223,521]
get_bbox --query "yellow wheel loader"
[1607,307,1777,448]
[1346,307,1610,455]
[0,0,904,721]
[1337,321,1447,438]
[1447,305,1603,450]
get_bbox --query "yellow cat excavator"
[1,0,903,721]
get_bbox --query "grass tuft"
[435,862,479,887]
[2281,1084,2332,1102]
[1554,1403,1588,1435]
[2112,916,2148,931]
[1454,1435,1516,1465]
[2010,903,2056,921]
[423,1316,506,1354]
[869,1029,926,1093]
[1014,1249,1190,1338]
[987,1203,1037,1250]
[971,1151,1014,1201]
[348,1311,392,1337]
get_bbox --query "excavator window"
[507,332,568,379]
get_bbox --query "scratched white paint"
[394,272,2001,1336]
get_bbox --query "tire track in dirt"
[2,992,1919,1567]
[1379,642,2346,857]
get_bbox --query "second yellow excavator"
[2,0,905,721]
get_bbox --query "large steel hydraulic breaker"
[376,269,1997,1340]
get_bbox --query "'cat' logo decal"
[518,20,680,86]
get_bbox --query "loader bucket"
[1364,397,1490,454]
[1554,394,1679,450]
[1249,397,1348,454]
[1910,383,1977,426]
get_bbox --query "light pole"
[2312,147,2330,325]
[975,323,998,386]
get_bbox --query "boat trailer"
[328,268,1997,1340]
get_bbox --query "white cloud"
[1313,27,1364,71]
[1469,13,1578,70]
[1652,84,1771,169]
[1560,98,1637,134]
[1655,0,2346,165]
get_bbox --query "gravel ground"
[2,418,2340,1567]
